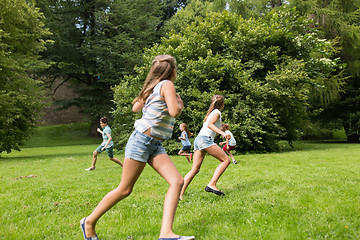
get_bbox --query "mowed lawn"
[0,124,359,239]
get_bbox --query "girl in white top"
[219,123,237,164]
[180,95,231,200]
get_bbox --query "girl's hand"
[226,145,230,150]
[176,93,184,108]
[101,147,105,151]
[97,128,101,133]
[219,142,225,146]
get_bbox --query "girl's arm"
[161,81,183,118]
[102,133,112,150]
[97,128,103,134]
[132,100,144,112]
[225,137,230,150]
[178,132,185,140]
[207,113,231,139]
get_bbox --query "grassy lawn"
[0,124,359,239]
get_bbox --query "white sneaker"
[85,167,94,171]
[232,160,237,164]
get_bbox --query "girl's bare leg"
[148,154,184,239]
[109,157,123,167]
[178,150,191,162]
[205,145,231,191]
[227,150,236,163]
[179,150,206,200]
[84,158,146,237]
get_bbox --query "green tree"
[36,0,162,136]
[113,8,343,152]
[226,0,360,142]
[292,0,360,142]
[0,0,50,154]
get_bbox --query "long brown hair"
[204,95,225,122]
[180,123,193,137]
[132,55,177,104]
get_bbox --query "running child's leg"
[90,150,99,170]
[180,149,206,199]
[109,157,123,167]
[227,150,237,164]
[205,145,231,190]
[178,149,191,162]
[149,153,184,239]
[83,158,146,238]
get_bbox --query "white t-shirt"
[198,109,221,140]
[224,130,236,146]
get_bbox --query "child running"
[180,95,231,200]
[178,123,193,162]
[85,116,123,171]
[80,55,195,240]
[219,123,237,164]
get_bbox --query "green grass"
[24,122,100,148]
[1,124,359,239]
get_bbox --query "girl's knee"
[114,186,132,198]
[93,151,98,156]
[224,158,231,165]
[170,175,184,188]
[178,176,184,187]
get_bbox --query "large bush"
[113,8,343,153]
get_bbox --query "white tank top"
[197,109,221,140]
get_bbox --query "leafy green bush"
[113,8,343,152]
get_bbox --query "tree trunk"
[89,117,101,137]
[346,133,360,143]
[343,123,360,143]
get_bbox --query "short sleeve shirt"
[224,130,236,146]
[180,131,191,147]
[101,125,113,148]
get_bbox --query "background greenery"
[1,123,359,239]
[2,0,360,154]
[0,0,51,153]
[113,7,344,153]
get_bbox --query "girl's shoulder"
[210,109,221,116]
[158,79,172,87]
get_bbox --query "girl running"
[80,55,195,240]
[180,95,231,200]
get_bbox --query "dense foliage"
[297,0,360,142]
[36,0,187,136]
[0,0,50,154]
[113,7,343,153]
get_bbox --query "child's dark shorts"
[181,145,191,151]
[96,145,114,158]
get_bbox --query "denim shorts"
[181,145,191,151]
[193,135,216,151]
[96,145,114,158]
[125,130,167,163]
